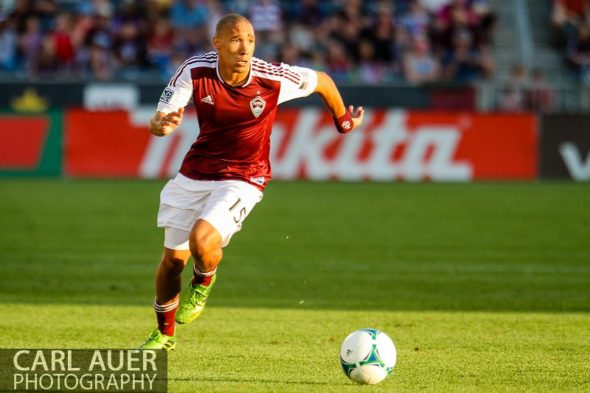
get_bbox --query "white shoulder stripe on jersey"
[252,59,302,82]
[174,52,217,72]
[169,52,217,85]
[169,60,216,86]
[251,69,282,82]
[252,65,301,85]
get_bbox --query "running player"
[140,13,364,350]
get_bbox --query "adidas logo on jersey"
[201,95,214,105]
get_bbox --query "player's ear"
[212,36,220,51]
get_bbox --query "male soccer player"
[140,14,364,350]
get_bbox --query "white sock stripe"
[193,265,217,277]
[153,304,178,313]
[153,303,178,312]
[154,300,178,309]
[153,299,178,312]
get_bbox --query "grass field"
[0,180,589,392]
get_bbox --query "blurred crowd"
[0,0,496,84]
[496,64,556,113]
[552,0,590,84]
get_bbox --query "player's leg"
[175,220,222,324]
[190,218,222,281]
[176,181,263,324]
[141,227,191,350]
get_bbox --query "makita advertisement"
[63,108,536,181]
[540,114,590,181]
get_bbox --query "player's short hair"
[215,14,252,37]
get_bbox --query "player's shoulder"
[181,51,218,69]
[251,57,306,83]
[169,52,217,86]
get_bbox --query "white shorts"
[158,174,263,250]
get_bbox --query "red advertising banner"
[0,112,62,176]
[64,109,152,177]
[0,117,48,169]
[63,109,537,181]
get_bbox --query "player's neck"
[218,67,250,87]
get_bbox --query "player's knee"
[189,233,216,260]
[189,224,221,262]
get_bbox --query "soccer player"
[140,14,364,350]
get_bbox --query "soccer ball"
[339,328,396,384]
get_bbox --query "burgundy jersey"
[157,52,318,190]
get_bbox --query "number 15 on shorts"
[229,198,247,224]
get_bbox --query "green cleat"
[175,275,217,324]
[139,329,176,351]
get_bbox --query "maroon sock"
[153,299,178,336]
[191,265,216,287]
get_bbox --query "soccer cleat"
[175,275,217,324]
[139,329,176,351]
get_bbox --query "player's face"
[215,22,255,74]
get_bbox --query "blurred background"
[0,0,589,181]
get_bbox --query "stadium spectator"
[112,21,148,78]
[52,12,75,69]
[0,16,18,71]
[496,63,528,112]
[248,0,282,61]
[399,0,431,40]
[10,0,36,34]
[147,18,175,74]
[442,27,494,83]
[170,0,209,30]
[367,1,397,65]
[139,13,364,350]
[419,0,452,14]
[288,22,314,54]
[528,68,555,112]
[471,0,496,45]
[567,23,590,84]
[552,0,590,46]
[325,39,351,82]
[285,0,327,27]
[355,39,385,84]
[18,16,42,71]
[403,34,440,84]
[433,0,479,51]
[31,34,59,77]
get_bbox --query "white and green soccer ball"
[339,328,396,385]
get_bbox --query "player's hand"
[348,105,364,129]
[150,108,184,137]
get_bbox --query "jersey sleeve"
[277,64,318,105]
[157,64,193,113]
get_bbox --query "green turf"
[1,180,589,392]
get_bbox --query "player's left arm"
[314,71,364,134]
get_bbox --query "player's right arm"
[149,109,184,137]
[151,59,194,137]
